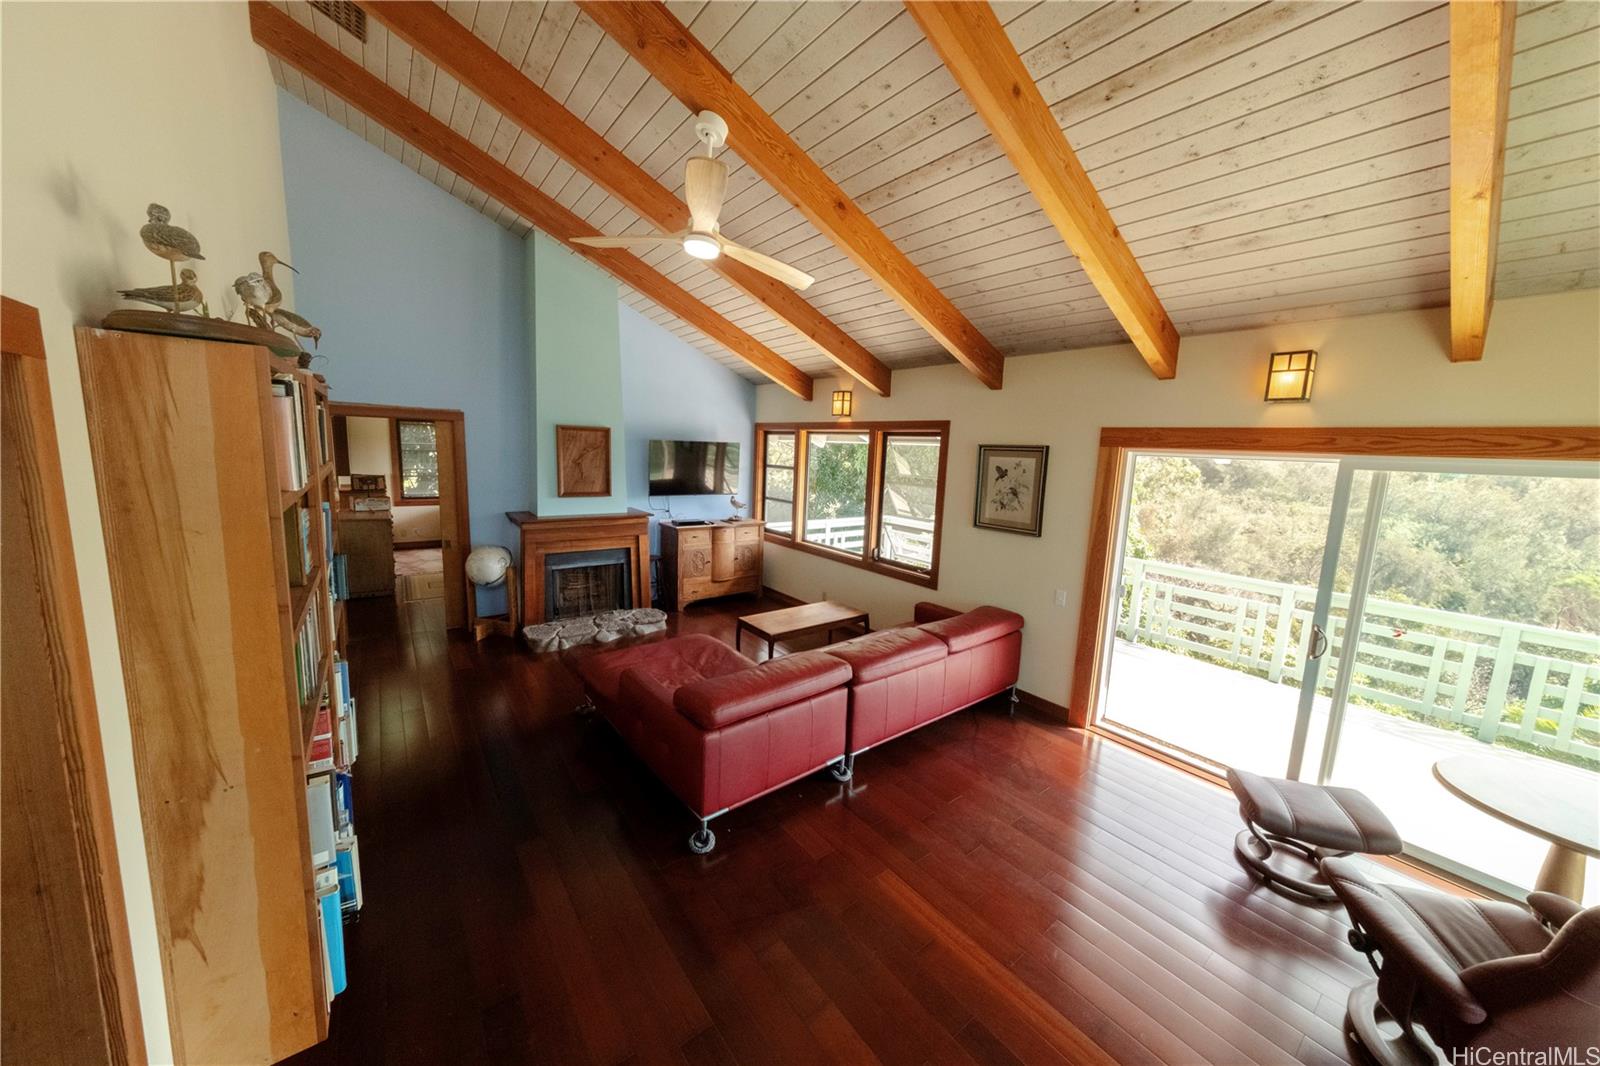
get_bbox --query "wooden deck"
[286,593,1372,1066]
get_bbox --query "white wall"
[1,4,295,1060]
[756,291,1600,707]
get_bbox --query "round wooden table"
[1433,755,1600,901]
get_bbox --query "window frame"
[760,431,797,535]
[755,420,950,588]
[392,418,441,505]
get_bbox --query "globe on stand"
[465,545,517,640]
[466,545,512,588]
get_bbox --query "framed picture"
[974,444,1049,536]
[555,424,612,497]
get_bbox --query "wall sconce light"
[831,389,853,417]
[1264,350,1316,403]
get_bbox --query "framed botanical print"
[974,444,1049,536]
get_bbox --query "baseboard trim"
[760,584,806,607]
[1014,688,1070,722]
[395,538,443,550]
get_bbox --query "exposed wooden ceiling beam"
[905,2,1179,380]
[1449,0,1517,362]
[248,2,812,401]
[359,0,889,397]
[579,1,1006,391]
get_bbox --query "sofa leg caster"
[688,824,716,855]
[574,695,596,717]
[1008,687,1019,716]
[829,758,853,783]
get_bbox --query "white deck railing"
[1118,558,1600,763]
[801,514,935,569]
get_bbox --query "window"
[394,419,439,501]
[756,421,949,586]
[801,431,870,556]
[762,432,796,534]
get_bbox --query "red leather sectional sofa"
[574,603,1023,853]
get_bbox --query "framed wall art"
[555,424,612,498]
[973,444,1049,536]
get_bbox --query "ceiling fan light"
[682,232,720,260]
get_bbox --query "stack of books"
[305,653,362,1004]
[292,600,323,707]
[271,377,310,491]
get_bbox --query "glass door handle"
[1308,624,1330,660]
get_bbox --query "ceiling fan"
[572,111,815,291]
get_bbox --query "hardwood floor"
[288,594,1370,1066]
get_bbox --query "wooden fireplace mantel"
[506,509,651,625]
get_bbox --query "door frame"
[1072,425,1600,733]
[331,402,471,629]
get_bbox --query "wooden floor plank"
[284,594,1367,1066]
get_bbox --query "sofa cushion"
[826,627,947,684]
[913,601,963,624]
[576,634,748,706]
[920,606,1025,654]
[676,651,851,731]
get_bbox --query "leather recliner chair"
[1320,855,1600,1066]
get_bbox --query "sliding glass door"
[1097,452,1342,775]
[1096,450,1600,897]
[1314,459,1600,898]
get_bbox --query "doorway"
[331,402,470,629]
[1078,429,1600,901]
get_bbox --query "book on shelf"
[333,771,353,830]
[271,377,310,492]
[293,596,323,706]
[330,554,350,601]
[283,502,314,587]
[335,832,363,916]
[307,702,335,773]
[322,500,334,562]
[315,867,346,1000]
[332,659,357,765]
[306,773,336,869]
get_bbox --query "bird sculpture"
[233,272,271,327]
[233,251,297,328]
[139,203,205,312]
[118,269,203,313]
[270,307,322,350]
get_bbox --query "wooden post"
[1421,638,1449,718]
[1124,558,1146,644]
[1267,586,1297,684]
[1519,656,1550,742]
[1479,625,1522,741]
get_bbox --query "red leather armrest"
[676,651,850,730]
[921,606,1025,653]
[913,602,962,624]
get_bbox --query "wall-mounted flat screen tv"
[648,439,740,496]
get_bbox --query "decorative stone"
[523,607,671,652]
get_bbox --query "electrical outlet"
[1053,589,1069,608]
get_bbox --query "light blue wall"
[528,231,627,516]
[276,91,531,610]
[620,306,757,552]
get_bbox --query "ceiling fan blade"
[570,234,682,250]
[685,156,727,232]
[720,240,815,291]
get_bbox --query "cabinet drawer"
[735,525,760,544]
[677,527,711,549]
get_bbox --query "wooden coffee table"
[736,601,869,660]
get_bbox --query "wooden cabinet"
[336,510,395,597]
[660,519,763,611]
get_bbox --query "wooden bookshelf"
[77,328,356,1063]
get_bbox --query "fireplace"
[545,548,631,620]
[506,509,651,626]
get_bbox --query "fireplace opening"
[545,548,632,620]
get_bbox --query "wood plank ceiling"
[266,0,1600,385]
